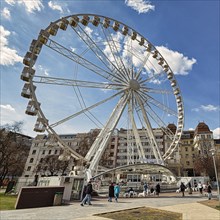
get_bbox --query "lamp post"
[210,148,220,200]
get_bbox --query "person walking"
[114,183,120,202]
[143,182,148,195]
[198,181,203,195]
[80,181,93,206]
[155,183,160,196]
[108,182,114,202]
[188,182,192,194]
[207,182,212,200]
[180,182,186,197]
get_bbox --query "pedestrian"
[143,182,148,194]
[155,183,160,196]
[180,182,186,197]
[198,181,203,195]
[108,182,114,202]
[114,183,120,202]
[194,181,198,191]
[188,182,192,194]
[80,180,93,206]
[207,182,212,200]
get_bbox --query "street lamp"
[210,148,220,200]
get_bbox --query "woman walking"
[114,183,120,202]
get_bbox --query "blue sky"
[0,0,219,139]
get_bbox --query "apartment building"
[21,122,218,179]
[116,128,164,166]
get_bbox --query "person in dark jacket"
[180,182,186,197]
[80,181,93,206]
[155,183,160,196]
[108,182,114,202]
[207,182,212,200]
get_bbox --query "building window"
[55,150,58,154]
[40,158,44,163]
[186,161,190,166]
[29,158,34,163]
[207,134,211,139]
[48,150,52,154]
[32,150,36,155]
[185,147,188,152]
[27,166,31,171]
[42,150,45,155]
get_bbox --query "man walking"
[207,182,212,200]
[81,181,93,206]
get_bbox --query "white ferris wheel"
[21,14,184,179]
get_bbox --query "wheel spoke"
[128,97,146,162]
[137,100,175,140]
[135,50,151,80]
[45,38,126,84]
[137,89,178,117]
[101,26,131,82]
[70,24,128,84]
[134,92,164,164]
[140,86,173,95]
[50,89,125,128]
[33,75,124,90]
[85,92,129,179]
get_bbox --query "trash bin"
[53,192,63,206]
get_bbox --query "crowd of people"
[80,180,213,206]
[178,181,212,199]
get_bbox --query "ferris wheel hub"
[129,79,140,90]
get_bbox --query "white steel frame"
[21,14,184,181]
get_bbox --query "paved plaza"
[1,192,220,220]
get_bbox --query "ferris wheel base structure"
[69,163,177,192]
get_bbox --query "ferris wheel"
[21,14,184,178]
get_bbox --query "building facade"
[21,122,219,179]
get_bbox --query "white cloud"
[0,25,23,66]
[200,105,219,112]
[84,27,93,38]
[5,0,15,5]
[48,1,63,13]
[0,104,15,112]
[0,104,36,137]
[125,0,155,14]
[191,108,199,112]
[0,104,19,125]
[70,47,75,52]
[156,46,197,75]
[1,7,11,19]
[213,128,220,139]
[5,0,43,13]
[192,104,219,112]
[37,65,50,76]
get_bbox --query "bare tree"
[36,155,70,176]
[0,122,32,186]
[193,154,216,178]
